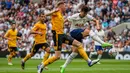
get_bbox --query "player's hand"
[96,25,101,30]
[55,8,59,12]
[37,32,43,35]
[8,38,13,41]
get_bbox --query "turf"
[0,58,130,73]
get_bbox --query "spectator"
[1,0,6,9]
[6,0,12,10]
[107,28,116,42]
[0,0,130,53]
[124,41,130,52]
[95,2,102,16]
[114,14,120,24]
[109,14,117,27]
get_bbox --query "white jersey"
[94,29,105,46]
[68,13,94,31]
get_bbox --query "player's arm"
[4,30,12,41]
[17,37,22,40]
[30,24,43,35]
[92,18,100,27]
[64,19,69,23]
[45,9,59,16]
[103,31,107,42]
[87,14,100,27]
[64,14,77,24]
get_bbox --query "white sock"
[41,63,44,68]
[62,52,78,68]
[89,30,105,44]
[87,58,91,63]
[89,52,97,58]
[97,54,102,60]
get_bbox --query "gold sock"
[43,52,50,62]
[54,46,57,51]
[23,53,32,62]
[8,54,13,63]
[12,51,16,56]
[77,45,89,61]
[43,56,58,66]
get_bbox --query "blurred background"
[0,0,130,59]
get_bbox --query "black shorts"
[52,30,57,46]
[8,46,18,52]
[31,42,49,54]
[57,34,74,51]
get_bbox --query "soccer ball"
[108,49,118,57]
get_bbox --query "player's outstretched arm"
[17,37,22,40]
[92,18,100,28]
[4,31,12,41]
[45,9,59,16]
[30,30,43,35]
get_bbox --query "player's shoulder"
[68,13,80,20]
[34,21,41,26]
[71,13,80,17]
[7,29,12,32]
[86,13,92,17]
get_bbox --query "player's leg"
[66,35,99,65]
[41,44,50,70]
[60,34,99,73]
[7,47,17,65]
[38,51,61,73]
[42,52,50,70]
[89,46,97,58]
[21,42,39,69]
[83,29,112,47]
[96,46,103,64]
[89,51,97,58]
[41,30,57,68]
[52,30,58,50]
[61,29,84,70]
[8,52,13,65]
[61,46,78,68]
[37,34,63,73]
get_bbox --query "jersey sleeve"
[4,30,10,37]
[52,11,58,16]
[87,14,94,21]
[67,14,78,22]
[32,24,39,31]
[102,30,105,37]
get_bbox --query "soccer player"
[4,22,21,65]
[37,1,99,73]
[60,5,112,73]
[21,12,50,70]
[89,25,106,64]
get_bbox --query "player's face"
[40,14,46,21]
[80,11,87,17]
[61,3,66,12]
[11,24,16,30]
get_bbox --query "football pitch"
[0,58,130,73]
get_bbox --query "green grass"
[0,58,130,73]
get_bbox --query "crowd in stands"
[0,0,130,53]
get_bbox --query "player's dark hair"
[81,5,91,13]
[11,21,16,25]
[39,11,45,16]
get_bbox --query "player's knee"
[72,48,78,52]
[72,40,82,48]
[55,55,60,60]
[45,47,50,53]
[30,53,35,57]
[83,28,90,36]
[97,50,103,55]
